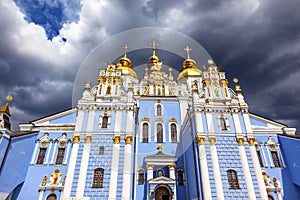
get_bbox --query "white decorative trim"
[30,143,39,164]
[232,113,242,133]
[38,190,44,200]
[206,113,214,134]
[44,142,52,165]
[50,142,58,164]
[64,142,71,165]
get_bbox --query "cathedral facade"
[0,42,300,200]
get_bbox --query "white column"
[50,142,58,164]
[197,136,212,200]
[76,137,91,197]
[63,138,80,198]
[237,138,256,200]
[38,190,44,200]
[76,110,95,198]
[44,142,52,165]
[168,164,176,180]
[146,164,154,180]
[122,136,133,200]
[63,142,71,165]
[209,137,224,200]
[63,110,84,198]
[108,137,120,200]
[277,192,283,200]
[248,138,268,200]
[242,113,252,134]
[30,143,39,164]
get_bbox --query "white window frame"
[155,122,165,143]
[140,120,151,142]
[169,121,179,143]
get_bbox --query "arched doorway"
[154,184,172,200]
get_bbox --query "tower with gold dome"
[0,41,300,200]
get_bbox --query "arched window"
[177,169,184,185]
[227,170,240,189]
[102,116,108,128]
[142,123,149,142]
[55,148,65,165]
[36,148,47,165]
[99,146,104,155]
[157,104,162,116]
[46,194,57,200]
[138,168,145,185]
[171,123,177,142]
[92,168,104,188]
[220,117,227,130]
[157,123,163,143]
[157,169,164,177]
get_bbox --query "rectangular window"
[256,151,264,167]
[99,146,104,155]
[55,148,65,165]
[36,148,47,165]
[271,151,281,167]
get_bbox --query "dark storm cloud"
[1,0,300,133]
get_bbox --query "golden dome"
[117,57,138,79]
[177,59,202,80]
[149,55,159,63]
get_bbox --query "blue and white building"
[0,42,300,200]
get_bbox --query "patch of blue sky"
[13,0,81,40]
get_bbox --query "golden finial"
[6,95,13,101]
[150,41,159,56]
[233,77,239,84]
[102,62,107,67]
[123,44,129,58]
[208,59,214,65]
[157,144,163,153]
[184,46,192,60]
[233,77,242,93]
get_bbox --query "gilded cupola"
[116,44,138,79]
[177,46,202,81]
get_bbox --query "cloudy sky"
[0,0,300,133]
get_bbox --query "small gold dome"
[117,56,138,79]
[177,59,202,80]
[149,55,159,63]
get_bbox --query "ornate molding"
[113,135,121,144]
[125,135,133,144]
[85,135,92,143]
[209,137,216,145]
[146,164,155,168]
[73,135,80,143]
[196,136,205,145]
[247,138,255,146]
[168,164,176,169]
[236,137,244,145]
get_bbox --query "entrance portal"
[154,184,172,200]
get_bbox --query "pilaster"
[121,136,133,200]
[196,136,212,200]
[108,135,121,200]
[236,137,256,200]
[209,137,224,200]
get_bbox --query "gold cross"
[184,46,192,60]
[150,41,159,56]
[123,44,129,57]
